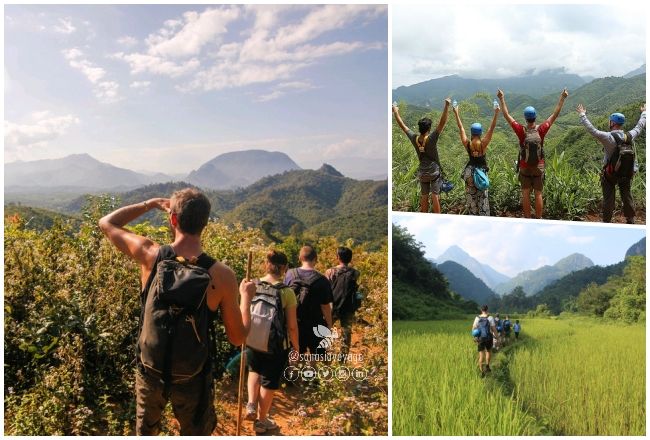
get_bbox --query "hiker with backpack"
[493,313,503,350]
[472,305,498,376]
[513,320,521,340]
[392,98,451,213]
[245,250,299,434]
[285,246,333,356]
[98,188,254,435]
[451,100,500,216]
[575,103,646,224]
[497,88,569,219]
[503,316,512,342]
[325,246,361,355]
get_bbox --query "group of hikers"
[98,188,362,435]
[471,305,521,376]
[393,89,647,223]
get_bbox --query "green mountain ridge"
[435,260,498,305]
[58,165,387,248]
[494,253,594,296]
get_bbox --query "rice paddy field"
[392,318,645,435]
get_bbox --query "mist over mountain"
[433,245,510,289]
[186,150,301,190]
[494,253,594,296]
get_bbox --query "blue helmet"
[610,112,625,125]
[470,123,483,136]
[524,106,537,121]
[472,328,480,337]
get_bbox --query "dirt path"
[165,329,384,436]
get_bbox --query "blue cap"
[610,112,625,125]
[470,123,483,136]
[524,106,537,120]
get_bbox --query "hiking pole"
[236,251,253,436]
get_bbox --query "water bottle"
[452,100,458,109]
[493,99,499,110]
[392,101,398,108]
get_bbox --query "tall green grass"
[509,319,645,435]
[393,321,543,435]
[393,318,645,435]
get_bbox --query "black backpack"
[607,131,636,180]
[520,126,544,168]
[137,245,214,386]
[477,316,492,340]
[246,280,288,354]
[330,266,360,319]
[504,319,511,331]
[287,268,322,325]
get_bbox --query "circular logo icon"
[283,366,301,382]
[301,366,317,381]
[351,367,368,382]
[288,350,299,362]
[335,366,350,381]
[318,366,335,382]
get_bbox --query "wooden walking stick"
[236,251,253,436]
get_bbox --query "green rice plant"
[509,319,645,435]
[393,318,645,435]
[393,321,543,435]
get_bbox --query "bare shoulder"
[206,261,238,311]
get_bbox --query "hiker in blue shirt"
[503,316,512,342]
[472,305,498,376]
[513,320,521,340]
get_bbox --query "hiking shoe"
[485,365,491,373]
[254,418,278,433]
[245,403,257,421]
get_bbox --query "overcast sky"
[393,214,645,277]
[393,4,646,87]
[5,5,387,178]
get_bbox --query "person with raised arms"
[497,88,569,219]
[392,98,451,213]
[451,100,500,215]
[575,103,646,224]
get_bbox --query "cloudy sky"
[393,4,646,87]
[393,214,645,277]
[5,5,387,179]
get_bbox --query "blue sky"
[5,5,388,179]
[393,4,646,87]
[393,214,646,277]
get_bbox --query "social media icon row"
[283,366,367,382]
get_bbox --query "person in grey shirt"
[576,103,646,223]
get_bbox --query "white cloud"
[112,51,200,77]
[53,17,76,34]
[62,47,106,83]
[117,35,138,47]
[254,80,315,102]
[146,6,240,58]
[94,81,121,103]
[393,4,646,87]
[111,5,385,93]
[255,90,284,102]
[130,80,151,89]
[62,48,121,103]
[5,113,80,160]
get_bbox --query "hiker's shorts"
[420,176,441,195]
[477,337,493,352]
[135,364,215,436]
[248,349,289,390]
[518,167,544,191]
